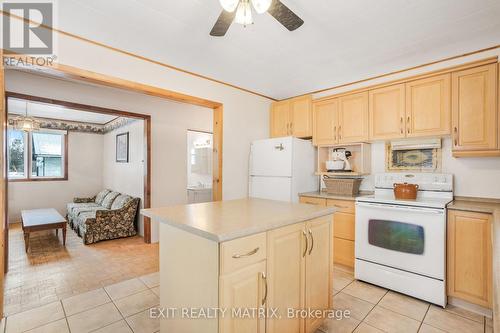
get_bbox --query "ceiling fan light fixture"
[251,0,272,14]
[234,1,253,26]
[219,0,239,12]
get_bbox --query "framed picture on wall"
[116,132,129,163]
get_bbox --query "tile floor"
[4,223,159,316]
[2,273,160,333]
[2,234,493,333]
[316,266,493,333]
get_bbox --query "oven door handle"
[356,202,445,214]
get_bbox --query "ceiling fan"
[210,0,304,37]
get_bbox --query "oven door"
[355,202,445,280]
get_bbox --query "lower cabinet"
[327,199,356,268]
[447,210,493,308]
[299,196,356,268]
[219,261,267,333]
[266,217,333,333]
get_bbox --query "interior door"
[219,261,267,333]
[369,84,406,140]
[338,92,369,143]
[312,99,338,145]
[452,64,498,151]
[267,222,305,333]
[270,101,290,138]
[291,96,312,138]
[305,216,332,333]
[406,74,451,137]
[250,137,292,177]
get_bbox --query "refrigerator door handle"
[274,143,284,151]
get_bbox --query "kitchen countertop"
[141,198,335,242]
[447,197,500,214]
[299,190,374,201]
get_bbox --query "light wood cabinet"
[327,199,355,268]
[299,196,356,268]
[219,261,266,333]
[312,99,338,145]
[369,75,451,141]
[447,210,492,308]
[452,64,499,156]
[369,84,406,140]
[406,74,451,137]
[266,222,305,333]
[267,216,333,333]
[270,100,291,138]
[304,218,333,332]
[270,96,312,138]
[291,95,313,138]
[338,92,369,143]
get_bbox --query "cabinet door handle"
[302,230,308,257]
[338,126,342,140]
[453,127,458,146]
[232,247,259,259]
[286,123,289,135]
[407,116,411,134]
[332,204,349,209]
[261,272,268,306]
[290,122,293,134]
[333,126,337,141]
[400,117,404,134]
[308,229,314,255]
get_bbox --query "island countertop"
[141,198,336,242]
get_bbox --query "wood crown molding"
[3,56,223,109]
[0,10,276,102]
[312,56,499,103]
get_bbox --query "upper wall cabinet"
[338,92,369,143]
[312,98,338,145]
[406,74,451,137]
[452,63,499,157]
[270,95,312,138]
[368,75,451,141]
[270,100,291,138]
[369,84,406,140]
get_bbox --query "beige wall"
[8,132,103,223]
[52,30,271,201]
[6,70,214,242]
[102,120,145,235]
[357,139,500,199]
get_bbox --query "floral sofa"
[66,189,140,244]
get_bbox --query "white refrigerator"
[248,136,318,202]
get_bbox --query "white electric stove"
[355,173,453,307]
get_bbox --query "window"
[7,129,67,181]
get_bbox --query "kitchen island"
[142,198,335,333]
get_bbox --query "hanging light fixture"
[12,101,40,132]
[234,0,253,26]
[251,0,271,14]
[219,0,239,12]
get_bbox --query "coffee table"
[21,208,67,252]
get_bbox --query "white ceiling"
[8,98,117,124]
[56,0,500,99]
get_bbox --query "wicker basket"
[323,176,363,196]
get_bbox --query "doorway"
[187,130,213,203]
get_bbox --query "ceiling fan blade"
[268,0,304,31]
[210,10,237,37]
